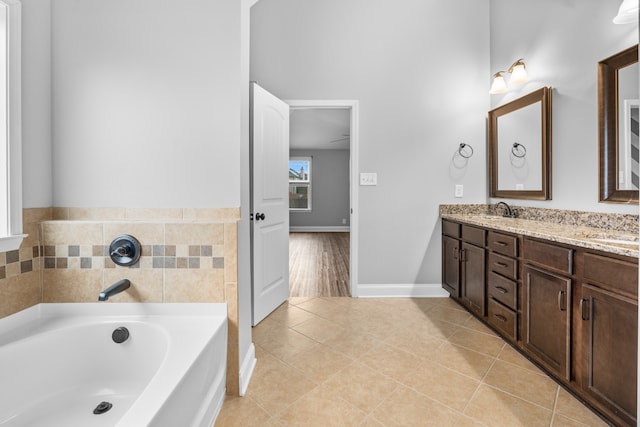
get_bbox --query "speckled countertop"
[441,210,639,259]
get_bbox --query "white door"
[251,83,290,325]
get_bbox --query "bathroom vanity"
[441,209,638,427]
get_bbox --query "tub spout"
[99,279,131,301]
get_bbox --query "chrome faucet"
[495,202,517,218]
[98,279,131,301]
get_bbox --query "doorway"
[286,100,359,298]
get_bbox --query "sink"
[580,232,639,247]
[591,237,639,247]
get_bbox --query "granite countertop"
[441,213,639,258]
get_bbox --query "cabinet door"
[462,242,486,317]
[523,265,571,380]
[580,284,637,426]
[442,235,460,297]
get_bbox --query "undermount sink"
[474,215,514,220]
[580,232,639,247]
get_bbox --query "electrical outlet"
[455,184,464,198]
[360,173,377,186]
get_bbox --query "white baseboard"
[356,283,449,298]
[289,226,350,232]
[238,343,256,396]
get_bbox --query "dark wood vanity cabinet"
[441,219,639,427]
[577,252,638,427]
[523,238,573,381]
[441,220,486,316]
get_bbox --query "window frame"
[0,0,24,252]
[289,156,312,211]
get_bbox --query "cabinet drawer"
[524,238,573,275]
[488,231,518,257]
[488,298,517,341]
[488,252,518,280]
[442,220,460,238]
[462,225,485,246]
[583,253,638,298]
[488,272,517,310]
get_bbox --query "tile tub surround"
[0,207,243,396]
[440,204,639,257]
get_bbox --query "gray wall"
[251,0,491,286]
[290,149,350,228]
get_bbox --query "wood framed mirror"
[599,45,639,203]
[488,86,552,200]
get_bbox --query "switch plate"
[360,173,377,186]
[455,184,464,198]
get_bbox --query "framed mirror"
[488,86,552,200]
[598,45,639,203]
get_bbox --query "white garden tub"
[0,303,227,427]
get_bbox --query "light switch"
[360,173,377,186]
[455,184,463,198]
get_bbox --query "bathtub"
[0,303,227,427]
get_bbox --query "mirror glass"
[488,87,552,200]
[599,45,639,203]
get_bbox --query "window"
[289,157,311,211]
[0,0,24,251]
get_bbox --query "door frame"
[285,99,359,297]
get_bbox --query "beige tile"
[448,327,505,357]
[291,315,346,343]
[223,223,238,284]
[253,325,319,361]
[462,315,499,336]
[165,223,224,245]
[322,362,398,413]
[214,396,271,427]
[554,387,610,427]
[296,297,343,317]
[23,207,52,224]
[246,352,316,416]
[182,207,240,221]
[68,207,126,220]
[124,208,183,220]
[42,222,103,245]
[288,296,314,306]
[400,358,480,411]
[103,269,163,302]
[464,384,552,427]
[42,269,103,302]
[267,304,319,327]
[408,316,461,340]
[359,416,386,427]
[428,305,473,325]
[384,325,443,359]
[103,222,164,247]
[372,385,464,426]
[51,207,69,220]
[497,344,544,375]
[322,328,381,359]
[226,281,239,396]
[163,269,224,303]
[551,414,597,427]
[276,384,367,426]
[0,271,41,318]
[483,359,558,409]
[430,342,495,380]
[283,343,353,383]
[359,343,424,382]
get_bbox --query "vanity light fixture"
[613,0,639,24]
[489,58,529,94]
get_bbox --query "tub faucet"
[99,279,131,301]
[495,202,517,218]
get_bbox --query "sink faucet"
[99,279,131,301]
[495,202,517,218]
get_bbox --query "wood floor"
[289,232,350,297]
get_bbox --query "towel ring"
[511,142,527,158]
[458,143,474,159]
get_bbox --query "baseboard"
[238,343,256,396]
[356,283,449,298]
[289,226,350,232]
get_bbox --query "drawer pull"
[495,286,508,294]
[558,290,567,311]
[494,262,508,268]
[495,241,508,247]
[494,314,507,323]
[579,298,590,321]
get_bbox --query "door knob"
[255,213,265,221]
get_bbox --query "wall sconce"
[489,59,528,94]
[613,0,639,24]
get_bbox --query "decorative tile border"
[42,244,224,270]
[0,245,41,279]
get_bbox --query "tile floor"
[215,297,609,426]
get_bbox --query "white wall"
[251,0,490,287]
[489,0,639,214]
[289,149,350,228]
[21,0,52,208]
[50,0,241,208]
